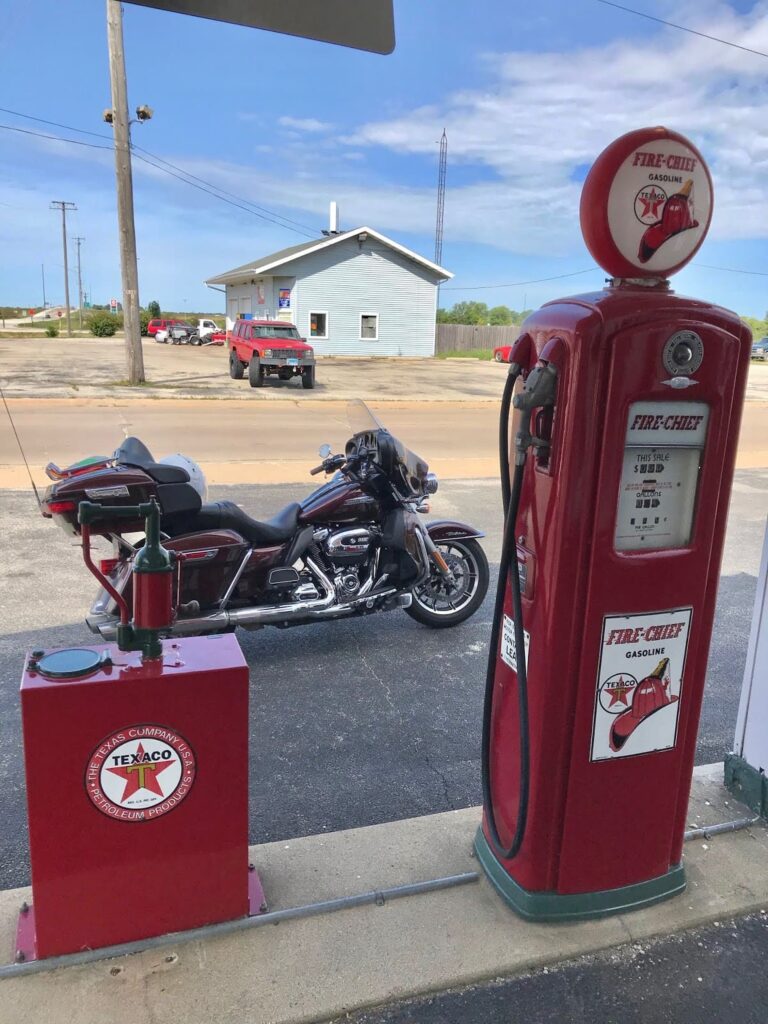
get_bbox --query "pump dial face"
[662,330,703,376]
[580,127,713,279]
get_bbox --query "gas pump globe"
[475,127,753,921]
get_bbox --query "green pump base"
[474,827,686,922]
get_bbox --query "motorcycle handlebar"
[309,464,325,475]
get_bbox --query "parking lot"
[1,338,767,893]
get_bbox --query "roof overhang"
[205,227,453,285]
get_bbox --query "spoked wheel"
[406,538,489,628]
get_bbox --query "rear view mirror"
[319,443,332,458]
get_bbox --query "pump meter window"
[615,401,709,551]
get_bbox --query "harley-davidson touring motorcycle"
[41,402,489,639]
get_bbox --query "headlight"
[425,472,439,495]
[263,348,272,357]
[306,347,314,357]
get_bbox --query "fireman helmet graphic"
[609,657,678,752]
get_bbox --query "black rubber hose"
[481,364,531,861]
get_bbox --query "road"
[1,398,767,488]
[0,471,764,891]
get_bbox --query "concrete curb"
[0,763,766,1023]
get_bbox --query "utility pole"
[73,237,85,330]
[50,201,76,336]
[106,0,144,384]
[41,263,46,309]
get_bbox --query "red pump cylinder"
[476,127,753,921]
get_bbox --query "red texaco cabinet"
[475,127,753,919]
[20,634,251,958]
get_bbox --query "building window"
[309,312,328,339]
[360,314,378,340]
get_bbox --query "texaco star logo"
[598,673,638,714]
[85,725,196,821]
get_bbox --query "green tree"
[488,305,513,326]
[445,301,489,325]
[147,300,161,318]
[139,309,152,336]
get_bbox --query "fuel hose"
[480,362,531,861]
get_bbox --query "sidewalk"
[0,764,765,1024]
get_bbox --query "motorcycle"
[41,401,489,640]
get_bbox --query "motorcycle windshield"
[347,399,385,435]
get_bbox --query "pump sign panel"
[590,607,692,761]
[615,400,708,551]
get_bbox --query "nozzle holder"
[78,499,174,660]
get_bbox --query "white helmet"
[159,453,208,501]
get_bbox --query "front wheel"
[406,537,489,629]
[249,358,264,387]
[302,365,315,389]
[229,351,244,379]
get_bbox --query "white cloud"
[342,3,768,246]
[277,116,333,133]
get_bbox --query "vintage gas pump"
[475,127,753,920]
[18,500,257,961]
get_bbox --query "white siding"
[222,236,440,355]
[282,236,437,357]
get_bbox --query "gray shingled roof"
[206,238,322,283]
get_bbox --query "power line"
[443,269,599,291]
[691,262,768,278]
[130,144,319,235]
[595,0,768,60]
[0,108,320,237]
[131,150,317,237]
[0,123,111,150]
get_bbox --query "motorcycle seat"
[114,436,190,484]
[193,500,301,545]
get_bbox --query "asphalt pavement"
[336,912,768,1024]
[0,472,764,892]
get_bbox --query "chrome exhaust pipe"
[87,558,402,639]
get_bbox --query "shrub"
[88,311,119,337]
[44,325,59,338]
[140,309,151,336]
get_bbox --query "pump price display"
[615,400,709,551]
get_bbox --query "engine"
[324,527,373,565]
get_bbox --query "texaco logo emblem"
[598,673,638,714]
[85,725,196,822]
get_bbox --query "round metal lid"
[34,648,103,680]
[580,126,713,279]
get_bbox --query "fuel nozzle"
[78,499,175,660]
[513,360,558,464]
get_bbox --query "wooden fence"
[435,323,521,354]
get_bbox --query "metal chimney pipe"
[329,201,339,233]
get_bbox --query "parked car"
[156,321,197,345]
[148,317,186,339]
[228,319,316,389]
[752,337,768,360]
[209,330,227,346]
[492,344,514,363]
[196,318,221,340]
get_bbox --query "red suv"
[228,320,316,389]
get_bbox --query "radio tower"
[434,129,447,265]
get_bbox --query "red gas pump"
[475,127,753,920]
[18,500,258,960]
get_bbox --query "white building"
[205,210,452,357]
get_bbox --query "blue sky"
[2,0,768,316]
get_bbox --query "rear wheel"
[278,368,292,381]
[249,358,264,388]
[302,365,316,390]
[494,350,503,362]
[406,538,489,629]
[229,351,244,379]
